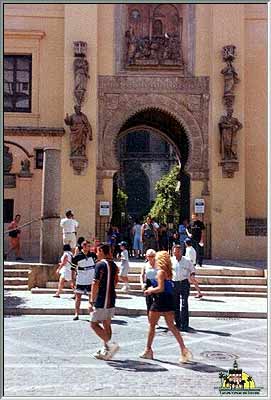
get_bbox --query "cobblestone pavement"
[4,315,268,398]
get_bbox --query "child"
[118,241,130,292]
[184,238,203,299]
[53,244,75,298]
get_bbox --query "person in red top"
[5,214,23,261]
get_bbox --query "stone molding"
[98,75,210,181]
[4,29,46,40]
[4,126,65,137]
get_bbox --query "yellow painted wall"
[244,5,267,218]
[60,4,98,241]
[98,4,115,75]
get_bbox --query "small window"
[4,199,14,223]
[35,149,44,169]
[4,55,32,113]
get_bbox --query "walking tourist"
[186,213,205,267]
[89,243,119,360]
[141,215,158,255]
[74,236,85,256]
[158,224,169,251]
[140,249,157,317]
[72,240,96,320]
[132,219,143,258]
[53,244,75,298]
[184,238,203,299]
[178,219,189,255]
[5,214,23,261]
[60,210,79,253]
[139,250,192,363]
[171,244,195,331]
[117,241,130,292]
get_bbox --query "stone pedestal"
[40,148,61,264]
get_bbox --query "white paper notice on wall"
[194,198,205,214]
[99,201,110,216]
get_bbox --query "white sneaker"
[120,285,128,292]
[93,346,110,360]
[106,342,120,359]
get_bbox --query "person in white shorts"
[117,241,130,292]
[184,238,203,299]
[89,243,119,360]
[53,244,75,298]
[60,210,79,253]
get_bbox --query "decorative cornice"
[4,126,65,137]
[4,30,46,40]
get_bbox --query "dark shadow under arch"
[119,107,189,169]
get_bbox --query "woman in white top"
[53,244,75,298]
[140,249,158,317]
[184,238,203,298]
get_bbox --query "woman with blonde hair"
[139,250,192,363]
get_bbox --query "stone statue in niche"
[4,145,13,174]
[19,158,33,177]
[219,108,243,161]
[221,45,239,98]
[74,57,90,105]
[221,61,239,96]
[73,41,89,107]
[64,104,92,157]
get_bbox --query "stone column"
[40,148,61,264]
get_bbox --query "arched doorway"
[113,108,191,223]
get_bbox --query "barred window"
[4,199,14,223]
[35,149,44,169]
[4,55,32,112]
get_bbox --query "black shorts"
[75,284,91,294]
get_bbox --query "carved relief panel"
[115,4,195,74]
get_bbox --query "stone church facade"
[3,4,267,260]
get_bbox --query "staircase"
[28,263,267,298]
[4,262,31,291]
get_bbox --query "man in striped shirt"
[89,243,119,360]
[72,240,96,320]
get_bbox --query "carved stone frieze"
[98,75,210,182]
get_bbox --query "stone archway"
[98,75,210,186]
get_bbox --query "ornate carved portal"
[97,75,210,194]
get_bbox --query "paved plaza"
[4,314,268,397]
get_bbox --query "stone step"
[196,276,267,285]
[30,287,267,298]
[45,281,267,293]
[4,269,30,277]
[4,262,55,269]
[4,277,29,286]
[4,285,29,291]
[127,265,265,277]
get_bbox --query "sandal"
[53,294,60,298]
[180,348,192,363]
[139,349,153,360]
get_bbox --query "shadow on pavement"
[155,359,228,373]
[4,290,26,317]
[106,359,168,372]
[198,298,225,303]
[111,319,128,325]
[192,328,231,337]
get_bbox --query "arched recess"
[99,93,205,177]
[4,140,33,158]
